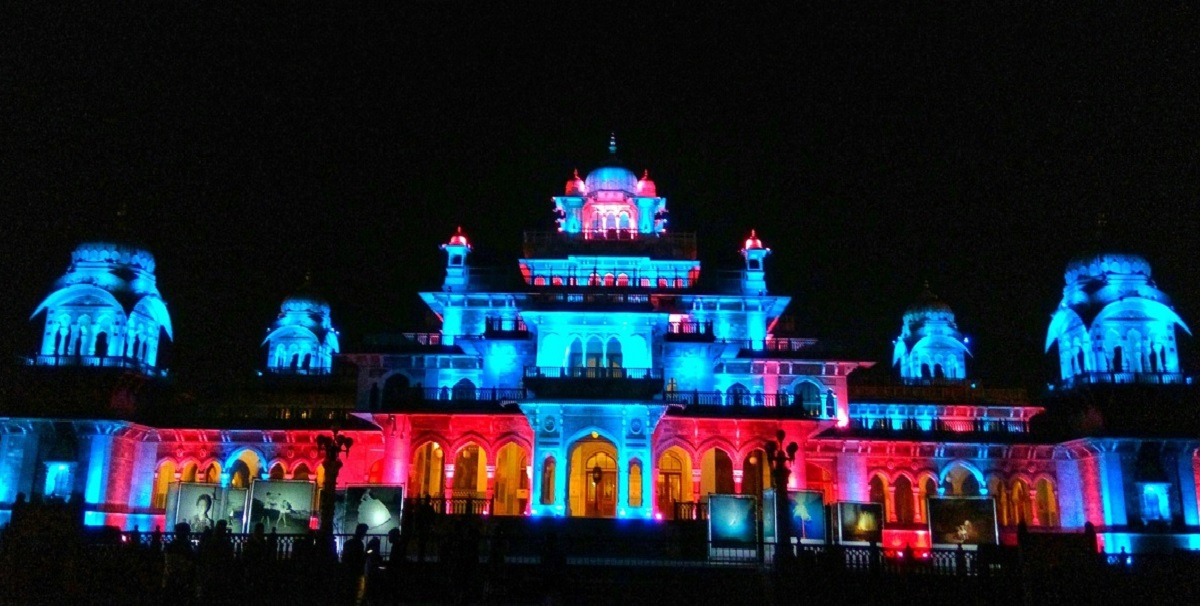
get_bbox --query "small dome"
[1065,251,1152,283]
[635,170,656,197]
[281,274,330,314]
[905,285,953,316]
[585,165,638,193]
[70,241,156,273]
[742,229,765,251]
[565,169,587,195]
[446,226,470,248]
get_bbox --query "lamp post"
[317,426,354,553]
[592,464,603,517]
[764,429,799,567]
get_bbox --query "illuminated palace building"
[2,143,1198,555]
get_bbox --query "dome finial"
[573,168,580,179]
[1095,212,1108,245]
[923,279,930,292]
[608,132,617,155]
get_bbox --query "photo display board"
[927,497,998,547]
[707,494,759,560]
[221,488,247,534]
[343,485,403,534]
[788,490,827,544]
[174,483,222,533]
[763,489,827,545]
[836,501,885,545]
[246,480,316,534]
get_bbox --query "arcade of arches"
[149,438,1062,530]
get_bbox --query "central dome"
[584,165,638,194]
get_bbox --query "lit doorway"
[569,436,618,518]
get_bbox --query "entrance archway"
[569,437,618,518]
[409,442,445,499]
[494,443,529,515]
[742,449,768,499]
[657,447,693,519]
[452,443,487,498]
[700,448,735,499]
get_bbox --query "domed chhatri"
[893,284,969,382]
[263,274,339,375]
[1047,252,1190,385]
[31,240,173,372]
[552,136,667,238]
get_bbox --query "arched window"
[452,378,476,401]
[588,273,601,286]
[657,278,668,289]
[585,337,604,368]
[726,383,750,406]
[269,463,285,480]
[382,374,411,407]
[894,476,915,524]
[94,332,108,357]
[618,212,631,230]
[616,273,629,287]
[552,276,564,286]
[796,382,821,407]
[869,475,888,520]
[1035,478,1058,526]
[534,276,546,286]
[293,463,310,481]
[540,457,556,505]
[567,338,584,368]
[629,460,643,507]
[606,338,622,369]
[603,273,615,287]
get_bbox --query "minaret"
[31,240,173,373]
[893,283,969,382]
[1046,252,1191,385]
[739,229,771,295]
[262,273,340,375]
[441,227,472,292]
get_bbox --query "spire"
[608,132,617,156]
[1095,212,1108,245]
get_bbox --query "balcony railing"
[525,366,662,380]
[717,337,819,356]
[377,386,529,409]
[484,318,530,338]
[850,383,1029,406]
[664,391,826,417]
[527,292,654,311]
[665,321,715,342]
[523,230,698,260]
[846,416,1031,434]
[28,354,166,377]
[1060,372,1188,388]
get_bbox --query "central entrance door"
[585,452,618,517]
[569,436,618,518]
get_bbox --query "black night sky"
[4,5,1199,393]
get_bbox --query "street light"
[764,429,799,568]
[316,426,354,553]
[592,464,603,517]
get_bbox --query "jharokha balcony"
[523,366,664,400]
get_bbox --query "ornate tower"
[1046,252,1191,385]
[441,227,471,292]
[263,275,340,374]
[31,241,173,372]
[739,230,771,295]
[892,284,969,382]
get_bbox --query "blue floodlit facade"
[1,141,1198,554]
